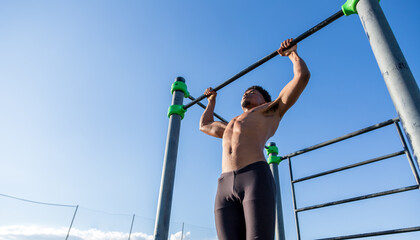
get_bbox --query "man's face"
[241,89,266,110]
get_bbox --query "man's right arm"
[199,88,227,138]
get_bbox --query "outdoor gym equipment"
[154,0,420,239]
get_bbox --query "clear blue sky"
[0,0,419,239]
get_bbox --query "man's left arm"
[265,39,310,117]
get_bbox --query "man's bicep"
[200,121,227,138]
[277,75,309,111]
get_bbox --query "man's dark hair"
[245,85,272,102]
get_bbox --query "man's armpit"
[263,101,280,115]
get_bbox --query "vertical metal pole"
[357,0,420,167]
[267,142,286,240]
[181,222,184,240]
[394,121,420,185]
[65,205,78,240]
[288,157,301,240]
[128,214,135,240]
[153,77,185,240]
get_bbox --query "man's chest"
[229,112,269,134]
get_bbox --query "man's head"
[241,85,271,111]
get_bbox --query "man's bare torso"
[200,43,310,173]
[221,103,281,172]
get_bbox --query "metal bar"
[317,226,420,240]
[357,0,420,166]
[394,122,420,185]
[293,151,405,183]
[181,222,184,240]
[271,163,286,240]
[128,214,135,240]
[267,143,286,240]
[187,95,228,123]
[296,185,419,212]
[288,157,302,240]
[65,205,78,240]
[282,118,398,159]
[291,10,344,47]
[153,77,186,240]
[183,10,344,110]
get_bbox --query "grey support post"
[266,142,286,240]
[154,77,188,240]
[356,0,420,166]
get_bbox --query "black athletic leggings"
[214,161,276,240]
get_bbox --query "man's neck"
[243,104,262,112]
[243,106,254,112]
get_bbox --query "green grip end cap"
[171,81,190,98]
[266,145,281,164]
[265,145,279,155]
[268,155,282,165]
[342,0,360,16]
[342,0,380,16]
[168,105,187,120]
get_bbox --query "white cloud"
[0,225,195,240]
[0,225,154,240]
[170,231,191,240]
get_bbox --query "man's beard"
[242,100,250,108]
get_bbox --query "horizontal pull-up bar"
[183,9,344,110]
[187,95,228,123]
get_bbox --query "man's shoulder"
[250,102,274,115]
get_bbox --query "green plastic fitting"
[168,104,187,120]
[267,155,282,165]
[265,145,282,164]
[171,81,190,98]
[342,0,380,16]
[266,145,279,155]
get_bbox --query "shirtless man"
[199,39,310,240]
